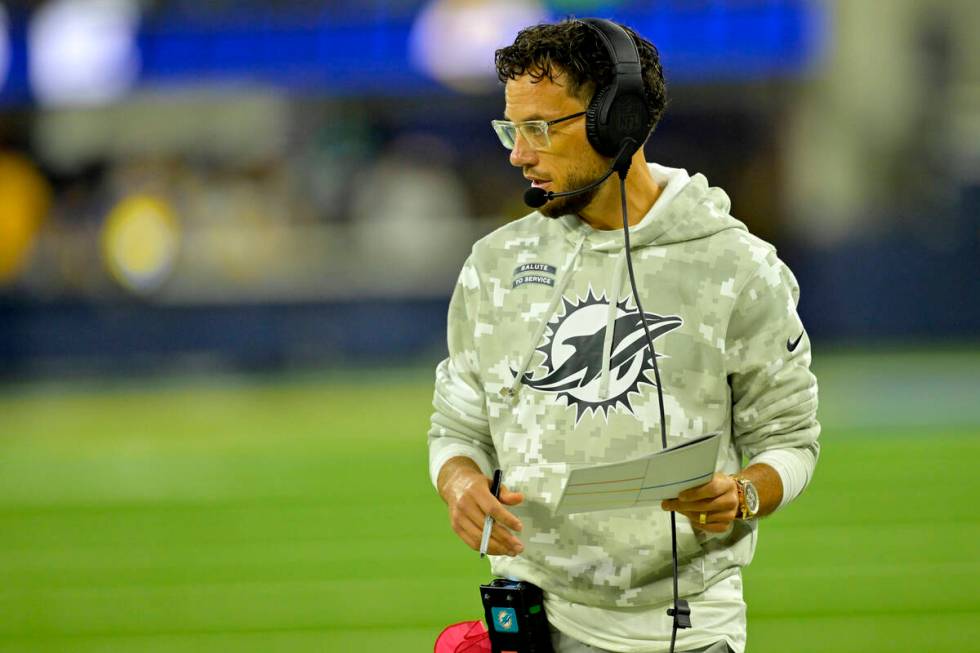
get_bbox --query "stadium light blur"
[409,0,549,93]
[0,153,50,285]
[0,4,9,95]
[0,1,823,104]
[101,194,180,295]
[28,0,141,107]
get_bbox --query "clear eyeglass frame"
[490,111,586,151]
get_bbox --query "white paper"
[553,433,721,515]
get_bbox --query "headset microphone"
[523,139,636,210]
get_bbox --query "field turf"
[0,349,978,652]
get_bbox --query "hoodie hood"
[557,162,747,251]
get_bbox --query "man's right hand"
[437,457,525,557]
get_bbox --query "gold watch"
[732,475,760,520]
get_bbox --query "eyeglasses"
[491,111,586,151]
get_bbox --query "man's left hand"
[661,472,738,533]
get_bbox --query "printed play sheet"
[554,433,721,515]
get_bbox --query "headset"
[582,18,652,160]
[522,18,693,653]
[523,18,652,203]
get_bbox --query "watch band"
[731,475,756,520]
[732,476,746,519]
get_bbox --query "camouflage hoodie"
[429,162,820,611]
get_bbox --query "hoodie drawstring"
[502,233,587,398]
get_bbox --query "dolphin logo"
[517,290,683,421]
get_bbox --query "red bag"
[434,620,492,653]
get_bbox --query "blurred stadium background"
[0,0,977,651]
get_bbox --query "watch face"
[744,481,760,515]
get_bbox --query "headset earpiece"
[580,19,651,160]
[585,85,614,156]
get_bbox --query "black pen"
[479,469,502,558]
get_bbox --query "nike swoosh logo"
[787,331,804,352]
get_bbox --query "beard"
[538,162,608,219]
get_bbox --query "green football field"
[1,348,978,652]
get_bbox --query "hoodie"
[428,163,819,650]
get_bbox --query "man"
[429,18,819,653]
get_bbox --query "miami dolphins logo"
[518,290,682,421]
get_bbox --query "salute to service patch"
[512,262,557,288]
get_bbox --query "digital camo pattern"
[428,163,820,610]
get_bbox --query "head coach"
[428,17,820,653]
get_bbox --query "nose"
[509,132,538,168]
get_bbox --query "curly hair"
[495,19,667,136]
